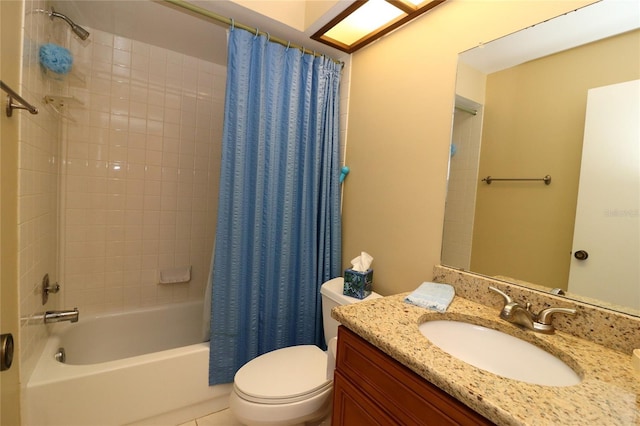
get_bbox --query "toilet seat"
[234,345,331,404]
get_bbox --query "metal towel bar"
[482,175,552,185]
[1,80,39,117]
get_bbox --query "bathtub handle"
[41,273,60,305]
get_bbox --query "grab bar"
[1,80,39,117]
[482,175,551,185]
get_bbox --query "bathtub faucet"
[44,308,79,324]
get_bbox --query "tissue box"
[343,269,373,299]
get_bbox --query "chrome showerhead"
[48,7,90,40]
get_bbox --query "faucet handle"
[537,307,576,325]
[488,286,513,306]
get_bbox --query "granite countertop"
[332,294,640,425]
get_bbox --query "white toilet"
[229,277,381,426]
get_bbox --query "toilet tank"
[320,277,381,344]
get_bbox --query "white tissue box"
[344,269,373,299]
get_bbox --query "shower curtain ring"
[266,32,270,42]
[286,41,291,50]
[254,28,259,38]
[230,18,234,31]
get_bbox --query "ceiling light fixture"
[311,0,447,54]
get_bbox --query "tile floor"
[178,409,242,426]
[178,408,332,426]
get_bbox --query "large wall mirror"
[442,0,639,317]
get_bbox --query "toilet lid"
[234,345,331,404]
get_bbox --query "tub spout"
[44,308,79,324]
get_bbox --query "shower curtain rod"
[163,0,342,64]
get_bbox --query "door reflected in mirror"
[442,1,640,316]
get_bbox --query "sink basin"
[419,320,581,387]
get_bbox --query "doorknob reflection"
[574,250,589,260]
[1,333,14,371]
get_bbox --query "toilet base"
[229,388,332,426]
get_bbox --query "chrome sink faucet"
[489,287,575,334]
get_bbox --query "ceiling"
[50,0,640,71]
[50,0,347,65]
[459,0,640,74]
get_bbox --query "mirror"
[442,0,640,316]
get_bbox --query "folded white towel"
[404,282,455,312]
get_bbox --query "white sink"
[419,320,581,387]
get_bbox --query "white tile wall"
[18,0,68,383]
[441,106,483,269]
[60,28,225,314]
[16,11,349,384]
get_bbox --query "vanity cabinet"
[332,326,494,425]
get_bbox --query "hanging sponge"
[39,43,73,74]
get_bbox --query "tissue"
[350,252,372,272]
[344,252,373,299]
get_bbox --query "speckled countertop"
[332,294,640,425]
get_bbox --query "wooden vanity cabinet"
[332,326,494,426]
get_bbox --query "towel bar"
[482,175,551,185]
[1,80,39,117]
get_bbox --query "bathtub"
[25,301,232,426]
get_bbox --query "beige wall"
[342,0,595,296]
[232,0,307,31]
[471,30,640,290]
[231,0,340,32]
[455,61,486,104]
[1,1,23,423]
[304,0,340,30]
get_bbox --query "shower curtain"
[209,28,342,385]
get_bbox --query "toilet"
[229,277,381,426]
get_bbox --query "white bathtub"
[25,301,232,426]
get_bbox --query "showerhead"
[49,7,90,40]
[70,22,90,41]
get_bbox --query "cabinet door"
[332,371,397,425]
[334,326,493,426]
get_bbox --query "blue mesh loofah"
[39,43,73,74]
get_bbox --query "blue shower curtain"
[209,28,342,385]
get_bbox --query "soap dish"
[159,266,191,284]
